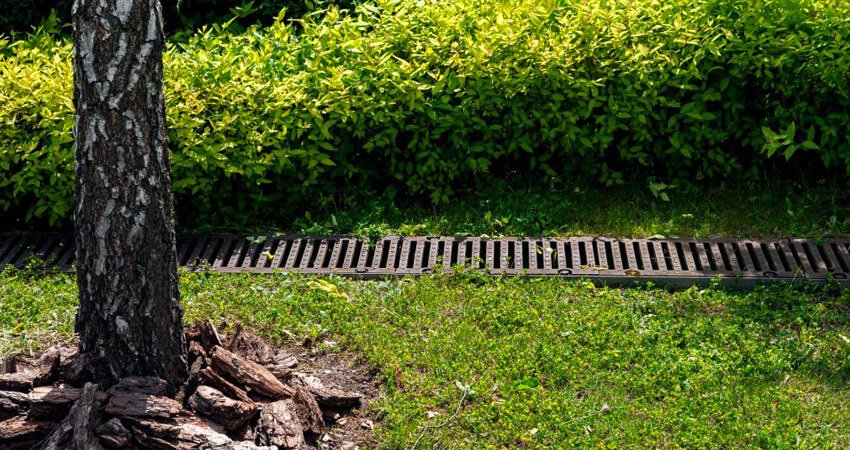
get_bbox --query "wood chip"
[266,364,294,382]
[38,382,103,449]
[296,374,362,411]
[289,385,324,435]
[0,390,29,421]
[189,341,207,360]
[127,416,229,450]
[95,418,132,448]
[60,352,92,386]
[226,324,275,365]
[3,355,36,374]
[27,386,82,419]
[0,373,34,392]
[109,376,168,396]
[230,421,255,443]
[254,400,304,449]
[1,356,14,374]
[105,391,182,419]
[274,354,299,369]
[188,385,258,431]
[184,327,201,342]
[199,367,253,404]
[127,415,275,450]
[32,347,61,386]
[177,355,205,405]
[0,416,56,445]
[0,356,31,389]
[210,347,293,400]
[70,383,103,449]
[0,348,61,392]
[200,319,224,352]
[313,387,362,411]
[231,442,276,450]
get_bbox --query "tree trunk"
[72,0,187,392]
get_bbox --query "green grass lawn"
[192,178,850,239]
[2,268,849,448]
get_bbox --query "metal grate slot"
[660,242,674,271]
[822,244,842,274]
[604,241,616,270]
[674,243,688,271]
[2,236,28,265]
[630,242,642,270]
[799,241,824,274]
[186,238,208,268]
[317,239,333,269]
[760,243,776,272]
[646,242,659,271]
[0,236,13,263]
[56,236,76,269]
[831,243,850,273]
[594,240,606,269]
[4,233,850,287]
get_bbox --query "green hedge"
[1,0,849,224]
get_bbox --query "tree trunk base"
[0,323,374,449]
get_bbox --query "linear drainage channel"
[2,233,850,287]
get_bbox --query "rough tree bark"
[72,0,188,392]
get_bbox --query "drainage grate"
[2,233,850,287]
[0,233,76,271]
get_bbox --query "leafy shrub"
[1,0,849,225]
[164,0,359,36]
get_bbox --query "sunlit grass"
[3,268,849,447]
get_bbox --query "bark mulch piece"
[0,322,380,450]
